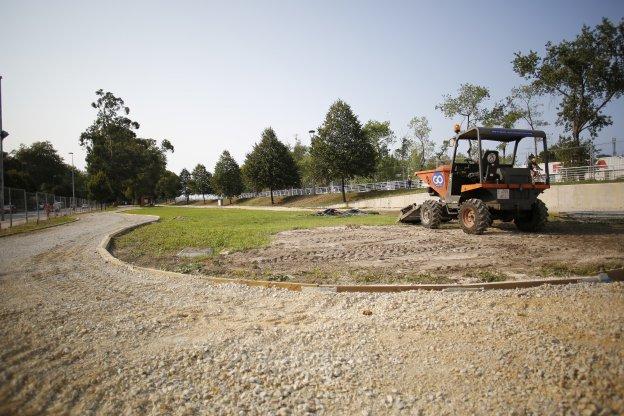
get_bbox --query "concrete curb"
[99,213,623,293]
[0,217,80,239]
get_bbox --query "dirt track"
[221,220,624,284]
[0,212,623,415]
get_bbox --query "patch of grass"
[466,270,509,282]
[538,261,624,277]
[0,216,77,237]
[114,207,396,261]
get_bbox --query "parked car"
[2,204,16,213]
[81,203,89,208]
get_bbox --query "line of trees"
[175,18,621,204]
[5,19,620,206]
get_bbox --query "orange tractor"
[399,126,550,234]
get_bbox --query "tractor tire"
[420,200,443,229]
[514,199,548,232]
[459,198,491,235]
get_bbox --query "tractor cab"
[444,127,550,204]
[401,126,551,234]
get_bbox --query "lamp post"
[69,152,75,209]
[308,130,315,195]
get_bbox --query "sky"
[1,0,623,173]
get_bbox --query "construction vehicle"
[399,126,550,234]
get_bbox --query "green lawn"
[0,216,77,237]
[113,207,396,262]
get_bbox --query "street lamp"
[69,152,75,209]
[308,129,315,138]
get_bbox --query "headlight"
[487,153,497,164]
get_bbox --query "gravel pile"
[0,212,622,415]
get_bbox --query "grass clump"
[539,261,623,277]
[465,270,509,283]
[0,216,76,237]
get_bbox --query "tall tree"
[156,171,180,202]
[393,136,413,179]
[513,18,624,145]
[5,141,71,194]
[506,84,549,156]
[436,83,491,129]
[310,100,376,202]
[363,120,398,181]
[242,128,300,204]
[80,90,173,203]
[191,164,213,203]
[87,171,114,204]
[212,151,243,204]
[179,168,192,204]
[407,116,434,172]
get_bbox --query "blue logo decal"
[431,172,445,187]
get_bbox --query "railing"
[238,179,425,199]
[176,163,624,203]
[550,165,624,183]
[1,186,99,229]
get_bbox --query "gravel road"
[0,212,622,415]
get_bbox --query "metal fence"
[238,163,624,200]
[175,163,624,203]
[1,186,98,229]
[238,179,424,199]
[550,165,624,183]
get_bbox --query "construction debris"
[315,208,378,217]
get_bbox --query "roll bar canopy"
[456,127,546,142]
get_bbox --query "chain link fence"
[1,186,98,230]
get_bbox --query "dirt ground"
[1,212,623,415]
[217,219,624,284]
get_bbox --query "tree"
[407,116,434,172]
[156,171,180,202]
[436,83,491,129]
[87,170,113,204]
[393,136,413,179]
[513,18,624,145]
[433,140,451,165]
[242,128,300,204]
[212,151,243,204]
[506,84,549,155]
[80,90,173,203]
[191,164,213,203]
[310,100,376,202]
[363,120,398,181]
[179,168,192,204]
[6,141,71,194]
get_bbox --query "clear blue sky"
[1,0,623,172]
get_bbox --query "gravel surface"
[0,212,623,415]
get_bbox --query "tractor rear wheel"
[420,200,442,229]
[514,200,548,232]
[459,198,491,235]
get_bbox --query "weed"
[466,270,509,282]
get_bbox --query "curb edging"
[98,213,623,293]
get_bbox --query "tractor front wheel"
[420,200,443,229]
[514,200,548,232]
[459,198,491,235]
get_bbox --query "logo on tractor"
[431,172,444,187]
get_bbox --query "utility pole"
[0,76,5,222]
[69,152,75,209]
[613,138,617,157]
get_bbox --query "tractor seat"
[482,150,500,182]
